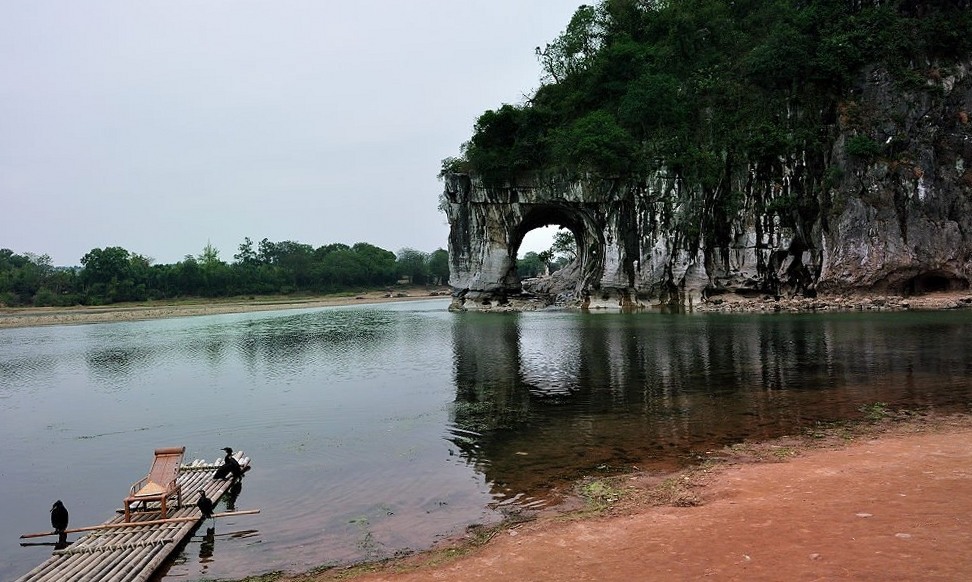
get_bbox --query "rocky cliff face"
[444,61,972,310]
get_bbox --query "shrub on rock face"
[845,135,882,161]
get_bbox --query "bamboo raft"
[16,452,253,582]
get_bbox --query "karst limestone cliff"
[444,61,972,310]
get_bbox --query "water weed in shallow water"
[859,401,891,422]
[578,478,625,511]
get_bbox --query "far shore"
[0,287,452,329]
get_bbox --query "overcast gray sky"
[1,1,580,266]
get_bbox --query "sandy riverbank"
[0,288,451,329]
[285,411,972,582]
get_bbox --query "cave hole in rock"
[903,272,969,295]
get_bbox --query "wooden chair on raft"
[123,446,185,522]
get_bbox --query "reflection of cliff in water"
[449,311,972,505]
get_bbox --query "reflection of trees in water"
[237,310,395,364]
[77,308,402,391]
[82,326,158,388]
[179,309,400,371]
[185,334,229,366]
[84,346,151,387]
[449,312,972,504]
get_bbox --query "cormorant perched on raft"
[51,500,69,546]
[50,500,69,533]
[196,489,214,519]
[213,447,250,481]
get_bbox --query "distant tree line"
[0,239,450,307]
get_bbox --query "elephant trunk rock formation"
[444,62,972,311]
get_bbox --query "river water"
[2,300,971,580]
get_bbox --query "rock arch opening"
[508,205,604,300]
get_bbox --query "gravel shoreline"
[0,289,451,329]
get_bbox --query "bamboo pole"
[19,510,261,539]
[44,547,102,582]
[210,509,259,518]
[106,544,162,582]
[62,547,131,581]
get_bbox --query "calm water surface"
[2,300,972,580]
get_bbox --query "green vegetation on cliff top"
[446,0,972,185]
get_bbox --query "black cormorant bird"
[50,500,69,533]
[196,489,214,519]
[213,447,249,480]
[51,500,69,547]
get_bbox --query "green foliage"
[438,156,465,178]
[0,291,18,307]
[396,247,430,284]
[79,246,147,303]
[550,230,577,262]
[234,236,258,266]
[578,478,624,511]
[198,241,221,266]
[450,0,971,189]
[516,251,545,278]
[464,104,549,186]
[618,72,685,135]
[536,4,603,84]
[1,237,447,307]
[427,249,450,286]
[0,248,79,306]
[845,134,882,160]
[550,110,635,175]
[859,401,891,422]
